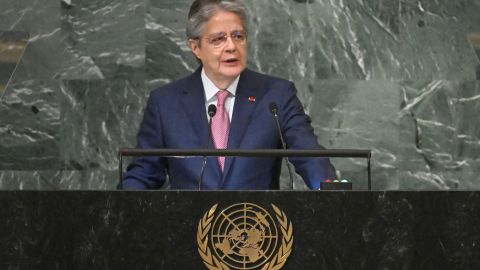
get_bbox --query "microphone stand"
[270,103,295,190]
[198,105,216,190]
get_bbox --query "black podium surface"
[1,191,479,269]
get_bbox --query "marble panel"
[0,80,59,170]
[58,79,145,173]
[398,80,480,189]
[0,171,57,190]
[0,169,119,190]
[243,0,479,80]
[145,0,197,89]
[307,80,480,190]
[308,80,400,189]
[59,0,145,80]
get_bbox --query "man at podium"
[122,0,336,190]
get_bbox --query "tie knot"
[217,90,229,106]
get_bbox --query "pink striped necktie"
[211,90,230,171]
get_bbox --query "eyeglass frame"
[194,30,248,48]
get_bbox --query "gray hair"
[186,0,248,40]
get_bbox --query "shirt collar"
[201,68,240,102]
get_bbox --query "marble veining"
[0,0,479,190]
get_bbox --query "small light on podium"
[320,179,353,190]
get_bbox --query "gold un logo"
[197,203,293,270]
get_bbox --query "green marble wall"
[0,0,479,190]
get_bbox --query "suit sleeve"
[121,92,167,189]
[279,82,337,189]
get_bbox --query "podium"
[1,191,479,269]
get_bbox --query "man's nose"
[224,36,237,52]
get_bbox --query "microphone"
[269,102,294,190]
[208,104,217,118]
[198,104,217,190]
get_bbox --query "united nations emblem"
[197,203,293,270]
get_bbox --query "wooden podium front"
[1,191,479,269]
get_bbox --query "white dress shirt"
[201,68,240,121]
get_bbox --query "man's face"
[190,10,247,86]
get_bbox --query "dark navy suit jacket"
[122,68,336,190]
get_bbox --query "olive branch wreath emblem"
[197,203,293,270]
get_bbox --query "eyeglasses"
[199,30,247,48]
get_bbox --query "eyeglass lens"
[207,31,247,47]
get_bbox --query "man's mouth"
[223,58,239,63]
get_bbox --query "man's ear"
[189,39,202,60]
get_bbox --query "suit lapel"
[222,69,267,181]
[180,68,208,145]
[180,67,222,185]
